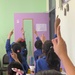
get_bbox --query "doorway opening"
[23,19,34,65]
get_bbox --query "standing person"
[52,25,75,75]
[35,40,60,73]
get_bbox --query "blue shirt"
[34,49,42,62]
[5,39,29,74]
[35,56,50,73]
[34,37,42,62]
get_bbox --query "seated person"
[34,30,43,62]
[8,61,25,75]
[35,40,60,73]
[5,29,29,73]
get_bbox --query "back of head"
[11,43,22,63]
[35,70,62,75]
[18,40,26,48]
[16,38,26,48]
[8,61,24,75]
[11,43,21,53]
[42,40,60,71]
[35,40,42,50]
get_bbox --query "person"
[35,70,62,75]
[8,61,24,75]
[16,27,28,60]
[34,30,43,62]
[5,29,29,73]
[35,40,60,73]
[52,25,75,75]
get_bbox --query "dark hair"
[35,40,42,50]
[35,70,62,75]
[42,40,60,71]
[18,40,26,48]
[8,61,23,75]
[18,40,27,57]
[11,43,22,63]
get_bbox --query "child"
[5,29,29,73]
[34,30,43,62]
[8,61,24,75]
[35,40,60,73]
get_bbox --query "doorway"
[23,19,34,64]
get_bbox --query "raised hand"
[52,26,67,57]
[34,30,38,37]
[54,15,61,34]
[40,34,46,44]
[8,29,13,39]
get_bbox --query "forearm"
[60,55,75,75]
[14,59,21,64]
[5,39,11,53]
[22,32,25,40]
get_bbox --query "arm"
[54,15,61,38]
[16,28,25,43]
[11,52,21,64]
[52,26,75,75]
[5,30,13,53]
[34,30,40,40]
[21,27,25,40]
[40,34,46,44]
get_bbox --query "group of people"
[34,16,75,75]
[6,28,30,75]
[4,16,75,75]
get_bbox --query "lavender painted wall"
[14,13,49,50]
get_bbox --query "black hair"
[18,40,26,48]
[18,40,28,57]
[11,43,22,63]
[35,70,62,75]
[8,61,23,75]
[42,40,60,71]
[35,40,42,50]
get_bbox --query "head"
[11,43,22,63]
[42,40,60,71]
[35,70,62,75]
[35,40,42,50]
[16,38,26,48]
[17,38,27,57]
[18,40,26,48]
[8,61,24,75]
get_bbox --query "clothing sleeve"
[35,59,42,73]
[34,51,38,62]
[5,39,11,53]
[20,63,26,75]
[54,34,57,38]
[36,36,40,40]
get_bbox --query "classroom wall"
[56,0,75,65]
[0,0,47,62]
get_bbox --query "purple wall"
[14,13,49,49]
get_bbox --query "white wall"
[56,0,75,65]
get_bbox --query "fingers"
[57,26,61,39]
[52,38,57,46]
[57,15,59,18]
